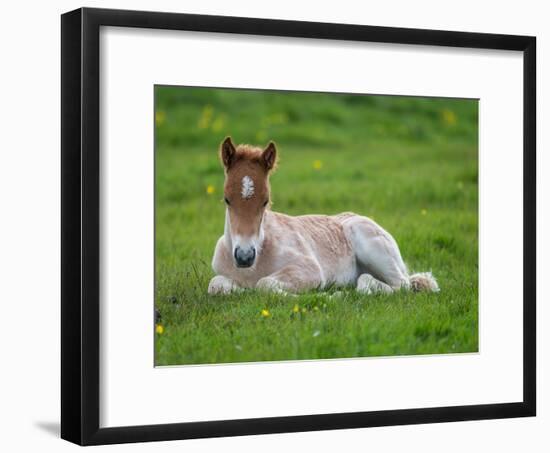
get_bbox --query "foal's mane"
[224,144,278,173]
[232,144,264,164]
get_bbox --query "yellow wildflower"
[211,115,226,133]
[206,185,215,195]
[155,110,166,126]
[292,304,299,313]
[261,309,270,317]
[313,160,323,170]
[441,109,457,126]
[198,105,214,129]
[155,324,164,334]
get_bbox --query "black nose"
[234,246,256,268]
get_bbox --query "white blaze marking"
[241,175,255,199]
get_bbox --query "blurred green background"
[154,86,478,365]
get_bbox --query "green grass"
[154,86,478,366]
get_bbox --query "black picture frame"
[61,7,536,446]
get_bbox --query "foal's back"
[266,210,362,285]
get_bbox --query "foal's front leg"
[208,275,241,295]
[256,263,322,294]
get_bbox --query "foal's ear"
[261,141,278,172]
[220,136,236,169]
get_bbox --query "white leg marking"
[356,273,393,294]
[256,276,288,294]
[208,275,240,295]
[345,217,410,290]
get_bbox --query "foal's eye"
[263,200,269,207]
[224,197,230,205]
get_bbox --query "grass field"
[154,86,478,366]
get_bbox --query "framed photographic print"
[61,7,536,445]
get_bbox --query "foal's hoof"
[208,276,237,295]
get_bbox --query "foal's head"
[219,137,277,268]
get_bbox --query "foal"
[208,137,439,295]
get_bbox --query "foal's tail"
[409,272,440,292]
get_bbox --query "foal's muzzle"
[234,246,256,268]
